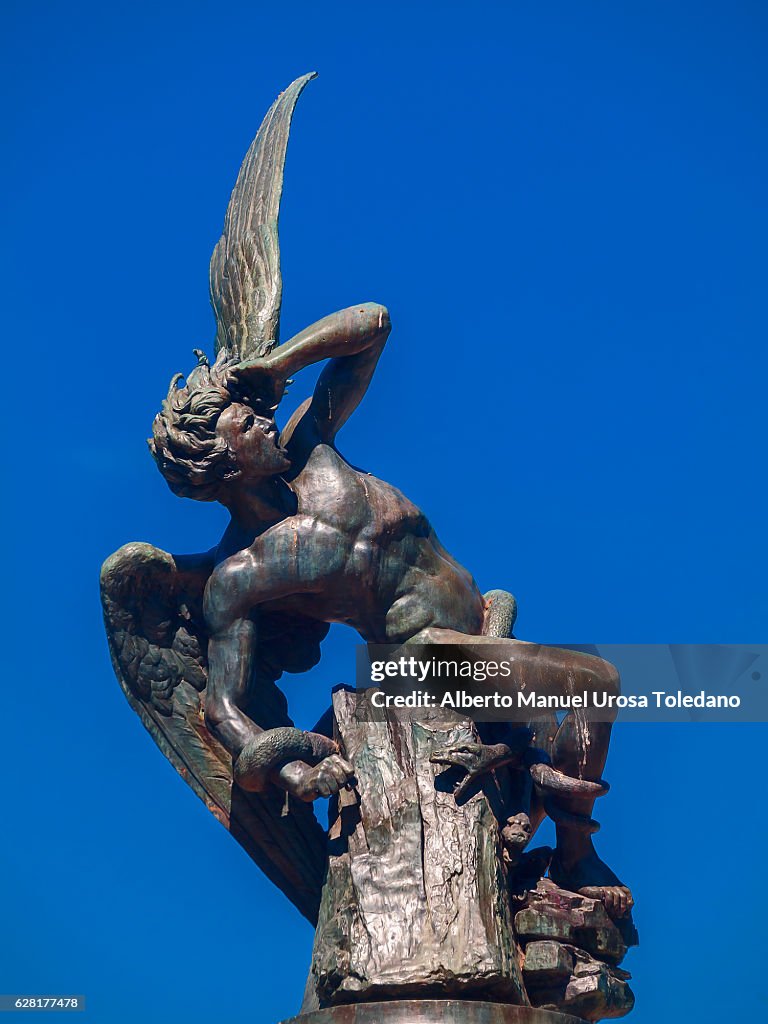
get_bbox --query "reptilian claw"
[430,741,486,771]
[430,741,523,801]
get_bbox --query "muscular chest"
[295,445,429,542]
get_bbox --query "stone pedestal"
[308,692,525,1007]
[302,692,635,1022]
[281,999,586,1024]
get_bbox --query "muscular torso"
[213,429,485,643]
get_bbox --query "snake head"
[430,741,485,772]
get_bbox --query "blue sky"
[2,2,767,1021]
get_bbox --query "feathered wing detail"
[210,72,317,361]
[100,542,328,923]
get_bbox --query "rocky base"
[306,693,636,1022]
[516,881,635,1021]
[309,693,526,1007]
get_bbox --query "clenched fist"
[278,754,356,802]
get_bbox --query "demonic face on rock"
[502,812,533,850]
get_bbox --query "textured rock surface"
[522,941,575,985]
[309,690,527,1007]
[515,881,627,964]
[518,881,635,1021]
[562,956,634,1022]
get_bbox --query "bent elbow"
[204,701,223,733]
[204,695,237,736]
[599,659,621,699]
[373,302,391,335]
[354,302,391,339]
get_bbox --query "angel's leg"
[408,629,633,917]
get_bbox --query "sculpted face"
[502,813,533,848]
[216,402,291,480]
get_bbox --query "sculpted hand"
[234,727,348,795]
[233,357,290,409]
[278,755,356,802]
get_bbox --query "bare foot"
[549,844,634,920]
[578,884,634,920]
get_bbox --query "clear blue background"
[2,2,767,1021]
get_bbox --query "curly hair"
[149,351,241,501]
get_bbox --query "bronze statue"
[101,73,636,1023]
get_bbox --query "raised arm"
[236,302,391,443]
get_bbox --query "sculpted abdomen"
[268,515,350,587]
[293,448,485,639]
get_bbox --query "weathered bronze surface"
[281,1000,588,1024]
[311,691,526,1007]
[101,74,637,1020]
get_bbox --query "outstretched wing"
[210,72,316,361]
[100,541,328,923]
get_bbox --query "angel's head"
[149,351,290,502]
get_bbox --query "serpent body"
[234,727,337,792]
